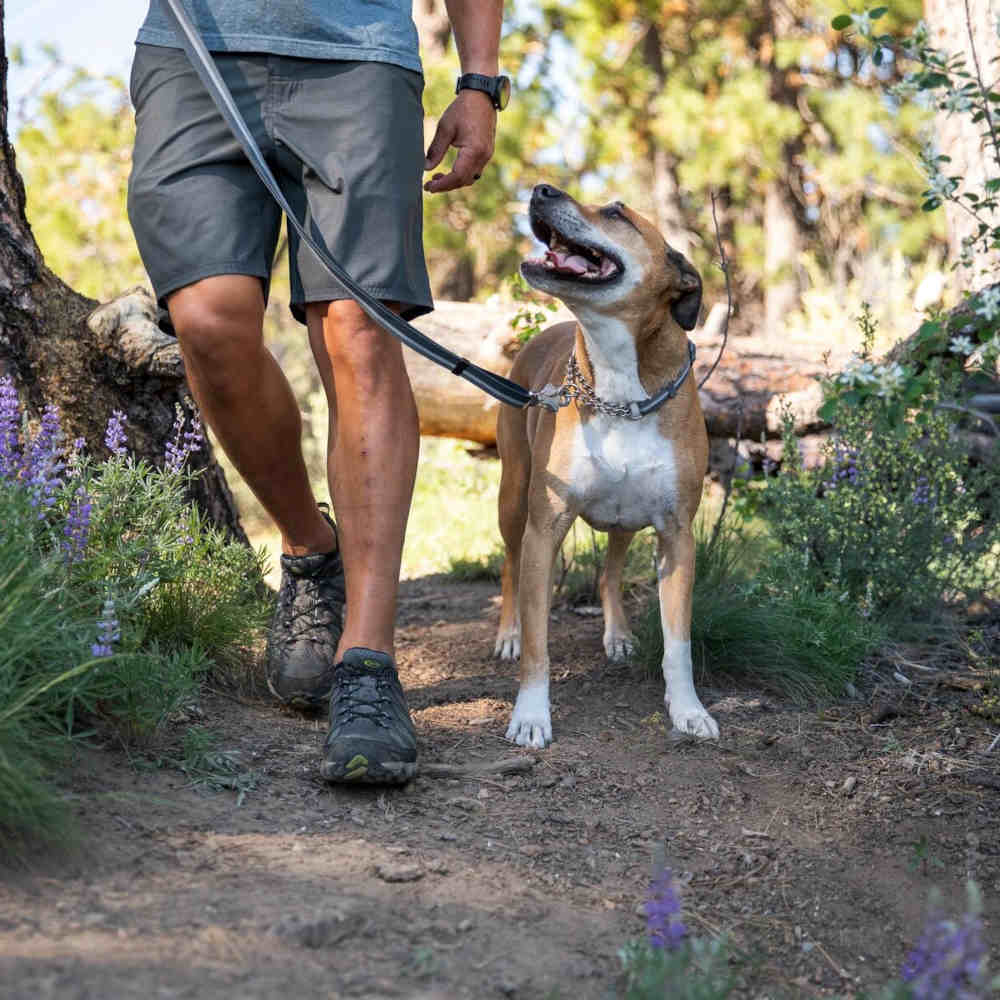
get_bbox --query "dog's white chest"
[567,414,677,532]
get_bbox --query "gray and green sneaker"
[266,509,345,709]
[321,648,418,784]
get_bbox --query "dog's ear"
[670,255,703,331]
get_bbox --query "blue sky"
[7,1,143,129]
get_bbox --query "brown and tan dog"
[495,183,719,748]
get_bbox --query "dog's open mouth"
[524,216,622,284]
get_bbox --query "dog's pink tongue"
[547,250,591,275]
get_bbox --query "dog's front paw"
[603,627,635,662]
[494,627,521,660]
[667,697,720,740]
[505,685,551,748]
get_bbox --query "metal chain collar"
[532,341,696,420]
[562,354,645,419]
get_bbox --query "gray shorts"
[127,44,434,323]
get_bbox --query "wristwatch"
[455,73,511,111]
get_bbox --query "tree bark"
[0,16,247,542]
[924,0,1000,283]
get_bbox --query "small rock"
[427,859,450,875]
[374,862,424,883]
[457,919,474,933]
[273,911,351,948]
[496,978,520,996]
[439,831,458,842]
[447,796,485,812]
[842,776,858,796]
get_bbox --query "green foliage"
[833,5,1000,281]
[60,454,268,662]
[619,936,734,1000]
[447,548,504,583]
[506,271,558,343]
[16,54,144,300]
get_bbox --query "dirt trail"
[2,576,998,999]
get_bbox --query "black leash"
[163,0,707,415]
[162,0,536,411]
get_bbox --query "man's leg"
[167,274,336,557]
[305,299,419,661]
[306,299,420,784]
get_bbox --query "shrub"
[0,379,266,849]
[762,309,999,623]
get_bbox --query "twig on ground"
[420,756,537,779]
[814,939,849,981]
[987,731,1000,753]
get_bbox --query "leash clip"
[531,383,572,412]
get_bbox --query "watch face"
[495,75,511,110]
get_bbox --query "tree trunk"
[763,182,804,333]
[924,0,1000,283]
[0,14,247,542]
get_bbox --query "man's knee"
[314,300,408,390]
[168,275,266,371]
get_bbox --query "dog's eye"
[601,202,627,221]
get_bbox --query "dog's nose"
[533,184,565,201]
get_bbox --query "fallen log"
[92,290,831,450]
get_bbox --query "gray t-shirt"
[136,1,422,73]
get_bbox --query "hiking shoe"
[321,648,418,784]
[266,508,345,709]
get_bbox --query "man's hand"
[423,90,496,193]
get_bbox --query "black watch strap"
[455,73,510,110]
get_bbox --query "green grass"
[405,438,502,578]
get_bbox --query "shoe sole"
[266,675,332,712]
[320,753,417,785]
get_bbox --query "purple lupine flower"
[0,375,21,480]
[62,485,92,564]
[912,477,932,507]
[104,409,128,457]
[645,869,688,951]
[825,442,860,492]
[91,597,120,658]
[164,403,205,472]
[901,909,988,999]
[24,404,65,516]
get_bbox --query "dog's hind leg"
[600,528,636,660]
[656,521,719,739]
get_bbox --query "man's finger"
[425,146,490,192]
[424,119,456,171]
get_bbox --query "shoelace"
[276,562,344,635]
[332,669,400,728]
